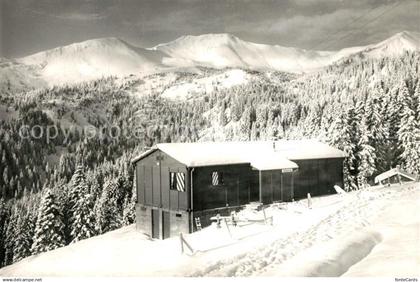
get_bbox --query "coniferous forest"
[0,51,419,267]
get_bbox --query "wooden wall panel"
[152,166,161,206]
[192,164,252,211]
[145,166,153,205]
[272,172,282,201]
[136,165,145,205]
[161,167,170,209]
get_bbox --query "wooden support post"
[224,218,232,238]
[231,211,236,227]
[307,193,312,209]
[291,171,295,201]
[262,208,267,225]
[259,170,263,203]
[180,233,194,254]
[180,233,184,253]
[270,172,274,203]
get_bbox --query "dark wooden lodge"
[132,140,345,239]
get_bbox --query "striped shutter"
[176,173,185,192]
[212,172,219,186]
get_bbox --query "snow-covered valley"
[1,182,418,277]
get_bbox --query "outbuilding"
[132,140,345,239]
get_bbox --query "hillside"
[0,183,418,277]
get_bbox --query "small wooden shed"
[132,140,345,239]
[374,166,418,185]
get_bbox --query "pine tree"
[364,90,387,168]
[31,188,66,255]
[329,110,357,190]
[71,193,96,243]
[123,180,137,225]
[357,117,376,188]
[95,178,122,234]
[398,81,420,174]
[68,165,89,240]
[68,165,87,209]
[53,179,72,244]
[13,213,32,263]
[3,208,16,265]
[0,199,9,267]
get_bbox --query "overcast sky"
[1,0,419,58]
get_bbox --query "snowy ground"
[161,69,249,100]
[0,182,418,277]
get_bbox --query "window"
[211,171,224,186]
[170,172,185,192]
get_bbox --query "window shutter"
[212,172,219,186]
[176,173,185,192]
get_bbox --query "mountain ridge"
[152,31,420,73]
[1,31,419,87]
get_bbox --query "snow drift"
[263,229,383,277]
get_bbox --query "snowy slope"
[153,31,420,73]
[262,183,420,277]
[18,38,167,85]
[0,182,418,277]
[161,69,250,99]
[0,58,46,92]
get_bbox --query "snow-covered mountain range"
[1,31,419,87]
[154,31,420,72]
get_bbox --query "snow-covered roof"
[374,168,417,183]
[250,155,298,171]
[132,140,345,170]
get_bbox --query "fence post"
[307,193,312,209]
[262,208,267,225]
[224,218,232,238]
[180,233,184,254]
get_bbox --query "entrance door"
[152,209,160,239]
[162,211,171,239]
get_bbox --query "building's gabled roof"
[374,167,417,183]
[132,140,346,170]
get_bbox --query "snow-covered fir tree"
[12,213,33,263]
[95,178,122,234]
[71,193,96,243]
[357,117,376,188]
[3,208,17,265]
[31,187,66,255]
[68,165,87,210]
[398,81,420,174]
[68,165,91,240]
[123,177,137,226]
